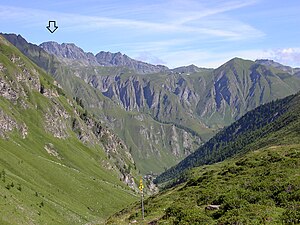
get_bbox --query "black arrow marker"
[46,21,58,33]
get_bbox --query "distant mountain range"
[3,33,300,175]
[39,41,169,74]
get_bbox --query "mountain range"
[3,33,300,175]
[39,41,169,74]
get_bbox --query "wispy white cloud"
[267,48,300,68]
[0,1,263,40]
[135,51,166,65]
[168,0,258,25]
[0,1,277,68]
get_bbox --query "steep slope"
[108,144,300,224]
[108,92,300,224]
[156,92,300,184]
[0,35,139,224]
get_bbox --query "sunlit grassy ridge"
[0,35,138,225]
[107,145,300,225]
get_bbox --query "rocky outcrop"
[12,55,41,92]
[0,109,27,139]
[71,113,137,189]
[44,100,70,139]
[0,76,21,104]
[0,53,41,107]
[44,143,61,159]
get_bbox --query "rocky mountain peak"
[39,41,99,66]
[40,41,169,74]
[95,50,169,74]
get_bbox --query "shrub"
[281,202,300,225]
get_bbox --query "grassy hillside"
[107,92,300,224]
[0,35,138,224]
[156,93,300,184]
[107,144,300,224]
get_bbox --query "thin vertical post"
[139,177,144,220]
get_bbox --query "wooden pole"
[139,177,144,220]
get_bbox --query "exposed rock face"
[44,100,70,139]
[39,41,169,74]
[39,42,99,66]
[143,174,159,195]
[95,51,168,74]
[41,82,59,98]
[182,131,193,156]
[44,143,61,159]
[12,55,41,92]
[170,125,180,156]
[71,114,137,189]
[134,121,200,159]
[0,109,27,139]
[86,74,200,120]
[0,53,41,107]
[0,76,20,104]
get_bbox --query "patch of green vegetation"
[107,144,300,224]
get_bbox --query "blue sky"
[0,0,299,68]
